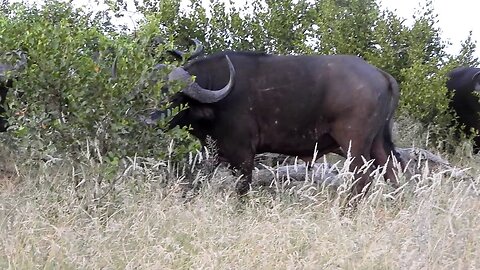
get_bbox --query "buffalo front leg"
[235,159,254,196]
[226,152,255,196]
[236,172,253,196]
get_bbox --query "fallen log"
[253,162,342,189]
[252,147,465,188]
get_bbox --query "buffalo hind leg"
[349,151,374,199]
[370,133,400,188]
[333,134,375,202]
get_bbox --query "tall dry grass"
[0,144,479,270]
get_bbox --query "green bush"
[0,1,198,162]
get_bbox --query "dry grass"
[0,148,480,270]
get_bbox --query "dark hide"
[0,79,11,131]
[446,67,480,151]
[153,52,402,197]
[0,51,27,132]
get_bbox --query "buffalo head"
[137,41,235,128]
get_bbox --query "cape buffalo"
[446,67,480,151]
[146,49,402,198]
[0,50,27,131]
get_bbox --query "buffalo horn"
[181,55,235,103]
[170,38,204,60]
[472,70,480,81]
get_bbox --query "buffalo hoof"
[235,180,251,196]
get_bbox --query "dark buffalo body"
[0,50,27,131]
[446,67,480,150]
[155,51,401,196]
[0,77,12,131]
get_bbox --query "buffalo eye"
[190,106,215,121]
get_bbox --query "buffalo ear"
[190,106,215,121]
